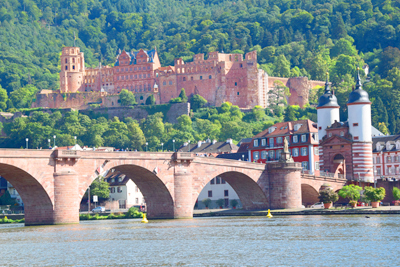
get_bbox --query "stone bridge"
[0,150,346,225]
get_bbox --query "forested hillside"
[1,0,400,135]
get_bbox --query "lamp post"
[53,135,56,147]
[74,136,77,145]
[25,138,28,149]
[172,139,175,152]
[145,142,148,152]
[48,139,51,149]
[161,143,164,152]
[188,140,191,152]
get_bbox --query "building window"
[253,151,259,160]
[340,131,344,136]
[210,178,215,184]
[301,135,306,142]
[221,179,226,184]
[200,76,202,80]
[269,150,275,160]
[237,92,239,96]
[293,148,299,157]
[216,177,221,184]
[209,75,212,79]
[169,81,173,85]
[191,77,193,80]
[259,139,265,146]
[277,137,283,144]
[329,133,332,137]
[376,157,381,164]
[376,168,381,175]
[208,190,212,197]
[354,136,359,140]
[183,77,186,81]
[224,190,229,197]
[235,82,237,86]
[163,81,166,85]
[65,66,68,70]
[302,161,309,170]
[353,123,359,127]
[261,151,267,159]
[293,136,298,143]
[135,198,139,204]
[269,138,274,148]
[301,147,308,156]
[117,187,122,193]
[254,139,259,147]
[315,162,320,170]
[387,156,392,163]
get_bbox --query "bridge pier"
[173,165,193,219]
[53,170,80,224]
[268,162,302,209]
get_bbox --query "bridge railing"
[54,149,80,158]
[302,169,346,180]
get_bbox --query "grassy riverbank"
[0,216,25,224]
[79,208,144,221]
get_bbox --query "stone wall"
[32,91,104,109]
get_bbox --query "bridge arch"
[193,170,269,210]
[0,163,54,225]
[81,161,175,219]
[301,184,319,207]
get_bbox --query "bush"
[230,199,238,208]
[202,198,212,208]
[318,189,339,204]
[125,207,143,218]
[393,187,400,200]
[216,199,224,208]
[338,184,362,201]
[364,186,386,202]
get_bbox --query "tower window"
[353,123,359,127]
[235,82,237,86]
[354,136,359,140]
[65,66,68,70]
[200,76,202,80]
[65,59,68,63]
[237,92,239,96]
[73,65,75,70]
[209,75,212,79]
[183,77,186,81]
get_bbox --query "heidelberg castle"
[32,46,325,109]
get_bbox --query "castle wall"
[32,91,103,109]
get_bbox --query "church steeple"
[317,72,339,108]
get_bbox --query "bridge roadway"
[0,149,346,225]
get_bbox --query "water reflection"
[0,216,399,266]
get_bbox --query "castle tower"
[316,74,340,172]
[347,70,374,182]
[60,47,85,93]
[316,74,340,141]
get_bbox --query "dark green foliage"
[190,94,207,111]
[90,178,110,200]
[0,191,16,206]
[318,189,339,204]
[119,89,137,106]
[393,187,400,200]
[178,89,188,103]
[338,184,362,201]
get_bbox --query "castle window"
[65,66,68,70]
[72,65,75,70]
[163,81,166,86]
[126,75,128,80]
[73,58,75,63]
[117,69,119,72]
[139,74,142,78]
[237,92,239,96]
[200,76,203,80]
[148,66,150,70]
[135,75,137,78]
[169,81,173,85]
[183,77,186,81]
[240,64,243,68]
[134,67,137,71]
[235,82,237,86]
[130,68,132,71]
[229,55,232,61]
[191,77,193,81]
[209,75,212,79]
[65,59,68,63]
[140,96,143,100]
[139,67,141,70]
[354,136,359,140]
[148,74,151,78]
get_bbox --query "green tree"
[190,94,207,111]
[179,88,188,103]
[119,89,137,106]
[379,122,389,135]
[393,187,400,200]
[364,186,386,202]
[90,178,110,200]
[274,54,290,77]
[0,190,16,206]
[127,119,146,150]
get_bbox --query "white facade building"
[196,177,241,209]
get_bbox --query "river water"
[0,215,399,266]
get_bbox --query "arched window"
[72,58,75,63]
[65,66,68,70]
[140,96,143,100]
[65,59,68,64]
[209,75,212,79]
[163,81,166,85]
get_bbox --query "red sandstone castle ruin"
[33,46,324,109]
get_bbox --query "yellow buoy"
[266,209,273,218]
[141,213,148,223]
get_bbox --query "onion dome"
[347,69,371,104]
[317,73,339,108]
